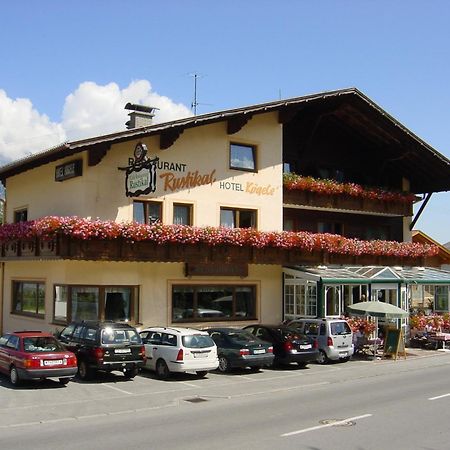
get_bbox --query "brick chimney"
[124,103,158,129]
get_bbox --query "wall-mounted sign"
[185,262,248,277]
[118,143,159,197]
[55,159,83,182]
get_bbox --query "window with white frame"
[283,278,317,320]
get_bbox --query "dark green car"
[205,327,274,372]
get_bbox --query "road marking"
[429,393,450,401]
[102,383,133,395]
[180,381,201,388]
[281,413,372,437]
[231,381,329,399]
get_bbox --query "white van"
[288,318,354,364]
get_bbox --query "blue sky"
[0,1,449,243]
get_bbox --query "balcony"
[0,234,434,268]
[283,174,416,216]
[283,189,413,215]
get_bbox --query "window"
[318,222,343,235]
[14,209,28,223]
[435,286,449,312]
[133,201,162,224]
[173,203,192,225]
[220,208,257,229]
[283,278,317,320]
[53,285,139,324]
[172,285,256,322]
[12,281,45,317]
[230,143,256,171]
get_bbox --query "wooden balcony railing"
[283,188,414,216]
[0,235,430,268]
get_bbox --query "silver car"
[288,318,354,364]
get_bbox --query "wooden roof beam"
[160,128,184,150]
[227,114,253,134]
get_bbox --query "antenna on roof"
[188,72,211,115]
[191,72,200,115]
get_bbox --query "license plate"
[339,352,348,357]
[299,344,312,350]
[253,349,266,354]
[43,359,63,366]
[193,352,208,358]
[115,348,131,354]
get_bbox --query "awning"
[284,265,450,285]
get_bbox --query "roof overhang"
[0,88,449,192]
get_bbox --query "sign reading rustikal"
[118,143,159,197]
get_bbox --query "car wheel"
[316,350,329,365]
[78,360,93,381]
[10,366,20,386]
[218,356,231,373]
[124,367,138,379]
[155,359,170,380]
[196,371,207,378]
[59,378,70,385]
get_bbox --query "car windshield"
[182,334,215,349]
[279,328,306,342]
[101,328,141,345]
[330,322,351,335]
[227,331,258,343]
[23,337,65,353]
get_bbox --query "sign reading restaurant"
[120,142,277,197]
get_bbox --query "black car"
[57,321,146,380]
[243,324,318,368]
[205,327,274,372]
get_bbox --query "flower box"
[284,188,413,216]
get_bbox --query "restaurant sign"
[119,143,159,197]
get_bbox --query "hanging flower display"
[0,216,439,259]
[410,313,450,332]
[283,173,418,204]
[346,317,377,336]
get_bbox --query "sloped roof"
[0,87,449,192]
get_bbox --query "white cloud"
[62,80,193,141]
[0,80,193,163]
[0,89,66,162]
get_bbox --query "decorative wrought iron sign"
[55,159,83,182]
[118,143,159,197]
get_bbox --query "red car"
[0,331,78,386]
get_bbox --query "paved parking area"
[0,349,444,430]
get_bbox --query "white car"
[139,327,219,379]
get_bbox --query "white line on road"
[429,393,450,401]
[102,383,133,395]
[281,413,373,437]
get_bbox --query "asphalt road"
[1,350,450,450]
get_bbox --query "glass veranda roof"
[285,266,450,284]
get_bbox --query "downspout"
[410,193,432,230]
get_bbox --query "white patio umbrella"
[347,301,409,319]
[347,301,408,358]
